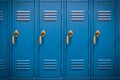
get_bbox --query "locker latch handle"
[94,30,100,45]
[66,30,73,45]
[12,30,19,45]
[39,30,46,45]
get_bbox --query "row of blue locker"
[0,0,120,80]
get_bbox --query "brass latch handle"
[39,30,46,45]
[12,36,15,45]
[66,35,69,45]
[94,36,96,45]
[39,35,42,44]
[12,30,19,45]
[66,30,73,45]
[94,30,100,45]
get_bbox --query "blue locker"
[92,78,115,80]
[0,2,8,79]
[13,0,34,2]
[11,2,35,78]
[39,0,61,1]
[117,0,120,79]
[67,0,88,2]
[93,2,116,77]
[38,2,62,78]
[94,0,115,2]
[0,0,7,1]
[66,2,89,79]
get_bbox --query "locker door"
[0,2,8,78]
[94,0,115,2]
[93,2,116,77]
[38,2,62,78]
[67,0,87,2]
[40,0,60,1]
[66,3,89,79]
[13,0,34,1]
[11,3,35,78]
[116,0,120,79]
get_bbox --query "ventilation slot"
[16,60,31,71]
[98,10,111,21]
[0,60,4,70]
[0,11,3,21]
[98,59,111,70]
[70,59,84,70]
[71,10,84,21]
[43,59,57,70]
[17,10,30,21]
[44,10,57,21]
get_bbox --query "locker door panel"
[11,3,35,78]
[0,0,7,1]
[39,0,61,1]
[39,3,62,78]
[93,3,115,77]
[92,78,116,80]
[67,3,89,78]
[0,3,8,78]
[94,0,115,2]
[13,0,34,2]
[119,0,120,77]
[119,34,120,77]
[67,0,88,1]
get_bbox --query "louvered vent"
[98,10,111,21]
[43,59,57,70]
[70,59,84,70]
[0,60,4,70]
[71,10,84,21]
[44,10,57,21]
[0,11,3,21]
[16,60,30,71]
[16,10,30,21]
[98,59,111,70]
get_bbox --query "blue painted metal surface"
[11,2,35,78]
[0,2,8,78]
[40,0,61,1]
[94,0,115,1]
[0,0,118,80]
[119,0,120,78]
[67,0,88,2]
[66,2,89,79]
[38,2,62,78]
[93,2,116,77]
[13,0,34,2]
[0,0,7,2]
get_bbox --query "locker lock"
[94,30,100,45]
[66,30,73,45]
[14,30,19,37]
[39,30,46,45]
[95,30,100,37]
[12,30,19,45]
[41,30,46,37]
[68,30,73,37]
